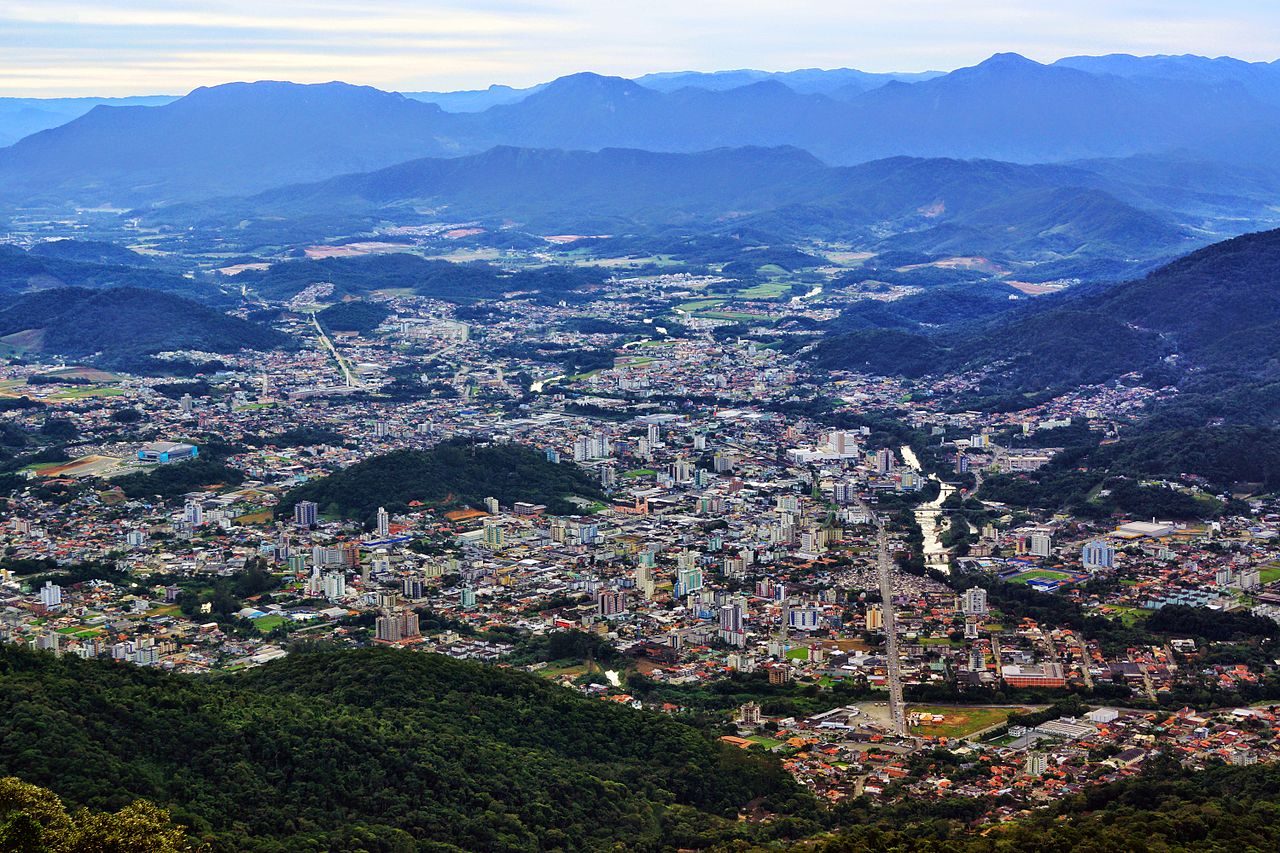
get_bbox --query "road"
[312,314,360,388]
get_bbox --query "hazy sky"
[4,0,1280,97]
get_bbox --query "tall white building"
[321,572,346,600]
[39,581,62,608]
[962,587,988,616]
[376,506,390,538]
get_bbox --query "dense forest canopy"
[277,439,604,522]
[0,646,793,852]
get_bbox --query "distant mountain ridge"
[155,144,1199,272]
[814,226,1280,425]
[4,53,1280,208]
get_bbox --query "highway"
[311,313,361,388]
[853,490,907,737]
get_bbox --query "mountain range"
[152,145,1231,274]
[4,53,1280,209]
[814,226,1280,426]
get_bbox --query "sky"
[3,0,1280,97]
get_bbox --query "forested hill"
[0,645,796,852]
[235,252,603,304]
[0,287,287,373]
[814,226,1280,423]
[276,440,605,522]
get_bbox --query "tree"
[0,777,189,853]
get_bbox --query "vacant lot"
[907,705,1029,739]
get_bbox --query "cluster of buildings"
[1,257,1278,817]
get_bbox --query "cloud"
[0,0,1277,96]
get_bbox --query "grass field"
[1094,605,1149,626]
[42,367,123,382]
[785,646,810,660]
[50,386,125,400]
[538,663,589,679]
[738,281,791,299]
[676,299,724,313]
[55,627,102,638]
[622,469,656,479]
[700,311,770,322]
[907,705,1025,739]
[235,509,274,525]
[746,736,784,749]
[253,615,290,633]
[1260,564,1280,585]
[1009,570,1072,585]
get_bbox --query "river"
[900,445,955,573]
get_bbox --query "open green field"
[253,615,291,633]
[622,469,656,479]
[1008,570,1072,585]
[746,736,784,749]
[42,367,124,382]
[1260,564,1280,585]
[676,299,724,313]
[537,663,589,679]
[50,386,125,400]
[55,627,103,638]
[785,646,810,660]
[700,311,770,322]
[908,705,1026,739]
[1093,605,1148,626]
[738,281,791,299]
[22,461,66,473]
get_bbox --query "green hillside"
[815,227,1280,424]
[277,440,604,522]
[315,299,390,334]
[0,646,794,853]
[0,287,288,373]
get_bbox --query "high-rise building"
[718,602,746,647]
[294,501,318,529]
[321,572,346,600]
[865,604,883,631]
[675,563,703,597]
[572,432,612,461]
[484,496,499,515]
[375,506,390,538]
[635,563,656,599]
[183,500,204,526]
[1024,752,1048,776]
[483,521,505,550]
[39,581,62,608]
[375,611,421,643]
[1081,539,1115,571]
[597,589,627,618]
[962,587,989,616]
[1025,530,1053,558]
[787,603,821,632]
[833,482,857,504]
